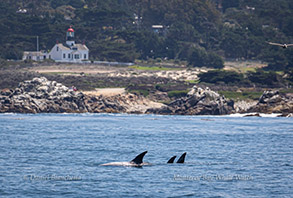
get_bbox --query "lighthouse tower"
[66,26,75,46]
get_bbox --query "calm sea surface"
[0,113,292,197]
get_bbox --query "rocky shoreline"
[247,90,293,116]
[0,77,164,114]
[147,86,235,115]
[0,77,88,113]
[0,77,292,116]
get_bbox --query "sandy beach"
[83,88,126,97]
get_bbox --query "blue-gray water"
[0,113,292,197]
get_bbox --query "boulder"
[259,90,282,104]
[147,85,235,115]
[247,90,293,114]
[0,77,88,113]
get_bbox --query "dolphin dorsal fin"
[130,151,148,164]
[176,152,186,163]
[167,156,177,163]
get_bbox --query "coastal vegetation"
[218,91,262,101]
[198,68,292,88]
[0,0,292,71]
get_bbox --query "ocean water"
[0,113,292,197]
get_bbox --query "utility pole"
[36,36,40,61]
[37,36,39,52]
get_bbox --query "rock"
[0,88,13,96]
[234,100,257,113]
[277,113,293,117]
[259,90,282,104]
[147,85,235,115]
[0,77,88,113]
[244,113,261,117]
[247,90,293,114]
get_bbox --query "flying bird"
[267,42,293,48]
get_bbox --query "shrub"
[199,70,244,84]
[247,70,284,86]
[167,90,188,98]
[129,89,149,97]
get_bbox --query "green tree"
[189,47,207,67]
[207,52,224,69]
[222,0,240,12]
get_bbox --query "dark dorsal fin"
[176,152,186,163]
[130,151,148,164]
[167,156,177,163]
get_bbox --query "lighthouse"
[23,26,89,63]
[66,26,75,46]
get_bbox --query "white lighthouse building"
[23,26,89,63]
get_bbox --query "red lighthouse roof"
[67,26,74,32]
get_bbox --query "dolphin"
[167,153,187,163]
[167,156,177,163]
[100,151,148,167]
[176,152,187,163]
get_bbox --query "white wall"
[22,53,46,61]
[77,50,89,60]
[49,44,63,60]
[25,44,89,63]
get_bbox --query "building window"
[49,55,51,59]
[84,54,87,59]
[44,55,46,59]
[68,54,70,59]
[74,54,79,59]
[63,54,65,58]
[57,46,59,51]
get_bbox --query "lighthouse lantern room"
[66,26,75,46]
